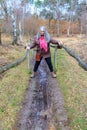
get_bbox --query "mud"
[14,59,70,130]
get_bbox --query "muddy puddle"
[15,59,70,130]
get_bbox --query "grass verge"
[0,59,29,130]
[51,48,87,130]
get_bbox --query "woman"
[27,26,63,78]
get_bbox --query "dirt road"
[14,59,70,130]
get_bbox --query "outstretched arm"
[50,39,63,48]
[25,37,37,50]
[30,37,37,49]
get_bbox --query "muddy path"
[14,59,70,130]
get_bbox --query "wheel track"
[15,59,70,130]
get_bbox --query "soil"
[14,59,70,130]
[0,58,10,68]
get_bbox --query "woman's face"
[40,30,44,35]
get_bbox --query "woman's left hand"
[26,46,30,50]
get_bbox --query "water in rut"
[15,59,70,130]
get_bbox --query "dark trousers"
[33,57,53,72]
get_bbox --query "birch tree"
[55,0,61,36]
[85,0,87,36]
[77,3,85,35]
[1,0,18,45]
[76,0,87,36]
[17,6,25,44]
[0,4,3,45]
[0,0,4,45]
[0,28,2,45]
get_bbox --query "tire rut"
[15,59,70,130]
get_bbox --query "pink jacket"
[30,36,62,58]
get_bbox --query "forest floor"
[0,35,87,130]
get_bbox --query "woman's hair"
[36,26,51,42]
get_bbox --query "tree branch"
[0,52,27,74]
[50,44,87,71]
[62,45,87,71]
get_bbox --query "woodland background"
[0,0,87,45]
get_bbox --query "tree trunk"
[85,1,87,36]
[50,44,87,71]
[67,19,71,37]
[0,52,27,74]
[1,1,18,45]
[86,14,87,36]
[11,13,17,45]
[62,45,87,71]
[48,19,51,28]
[0,31,2,45]
[54,47,57,72]
[57,20,60,36]
[19,21,23,44]
[80,22,83,35]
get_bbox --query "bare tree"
[0,28,2,45]
[17,6,25,44]
[55,0,61,36]
[1,0,18,45]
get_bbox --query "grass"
[0,35,33,129]
[51,48,87,130]
[0,45,26,62]
[0,60,30,130]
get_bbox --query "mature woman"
[27,26,63,78]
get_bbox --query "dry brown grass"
[0,34,29,67]
[56,35,87,63]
